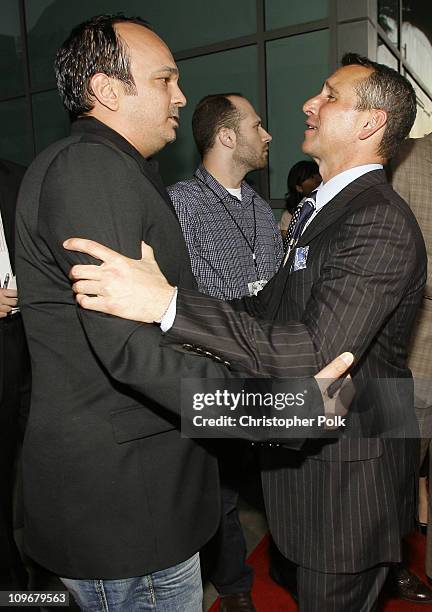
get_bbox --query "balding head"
[55,14,151,120]
[55,15,186,157]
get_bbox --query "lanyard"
[196,177,259,276]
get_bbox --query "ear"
[295,184,303,194]
[88,73,120,112]
[359,109,387,141]
[217,127,236,150]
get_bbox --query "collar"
[194,164,255,206]
[315,164,383,212]
[71,116,160,177]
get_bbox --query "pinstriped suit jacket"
[164,170,427,571]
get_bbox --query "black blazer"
[164,170,427,572]
[15,118,235,579]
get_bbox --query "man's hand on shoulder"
[63,238,175,323]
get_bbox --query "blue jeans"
[60,553,202,611]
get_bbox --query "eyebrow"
[151,66,179,77]
[324,80,338,94]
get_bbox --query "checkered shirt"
[168,164,283,300]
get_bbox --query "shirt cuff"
[160,287,178,332]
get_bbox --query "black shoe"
[386,565,432,603]
[219,592,256,612]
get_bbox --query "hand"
[314,352,355,429]
[0,288,18,318]
[63,239,175,323]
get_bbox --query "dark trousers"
[202,443,253,595]
[297,564,388,612]
[0,314,31,588]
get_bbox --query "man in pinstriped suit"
[64,54,426,611]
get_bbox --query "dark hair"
[341,52,416,159]
[55,14,151,120]
[285,160,320,213]
[192,93,244,158]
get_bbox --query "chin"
[301,140,314,156]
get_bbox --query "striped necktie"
[282,191,317,267]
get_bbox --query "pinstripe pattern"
[297,564,388,611]
[165,170,426,592]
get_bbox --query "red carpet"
[209,531,432,611]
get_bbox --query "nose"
[303,93,319,116]
[173,82,187,108]
[261,127,272,143]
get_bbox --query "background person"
[279,159,321,241]
[390,131,432,602]
[169,92,282,612]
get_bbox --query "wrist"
[155,285,177,324]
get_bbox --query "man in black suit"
[66,54,426,611]
[15,15,221,611]
[0,159,31,590]
[15,15,348,612]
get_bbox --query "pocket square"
[293,246,309,271]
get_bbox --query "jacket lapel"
[268,170,388,316]
[299,169,387,246]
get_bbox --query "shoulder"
[248,188,278,224]
[54,136,133,168]
[40,137,141,193]
[392,134,432,169]
[168,177,202,198]
[343,181,423,244]
[168,178,204,214]
[252,191,273,213]
[33,137,148,218]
